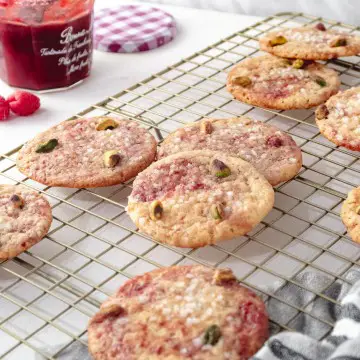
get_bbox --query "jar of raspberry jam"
[0,0,94,91]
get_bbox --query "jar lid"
[94,4,177,53]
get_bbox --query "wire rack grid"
[1,11,360,360]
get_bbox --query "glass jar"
[0,0,94,92]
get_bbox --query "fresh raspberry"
[7,91,40,116]
[0,96,10,121]
[0,0,14,7]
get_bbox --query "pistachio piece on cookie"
[210,204,224,220]
[270,35,287,46]
[100,303,125,316]
[96,118,119,131]
[149,200,163,221]
[35,139,58,153]
[316,104,329,120]
[10,194,25,209]
[330,37,347,47]
[212,268,236,285]
[200,120,213,134]
[292,59,304,69]
[212,159,231,178]
[204,325,222,345]
[232,76,252,87]
[315,76,327,87]
[104,150,121,168]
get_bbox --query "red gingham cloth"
[94,4,177,53]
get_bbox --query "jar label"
[40,25,92,76]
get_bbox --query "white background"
[139,0,360,25]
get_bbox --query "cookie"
[341,187,360,243]
[259,22,360,60]
[88,265,269,360]
[17,116,157,188]
[127,150,274,248]
[315,87,360,151]
[157,117,302,186]
[0,184,52,260]
[227,54,340,110]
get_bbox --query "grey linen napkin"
[252,268,360,360]
[43,269,360,359]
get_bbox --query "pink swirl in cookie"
[130,159,218,202]
[251,67,307,99]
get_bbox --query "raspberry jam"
[0,0,94,91]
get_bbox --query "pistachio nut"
[200,120,213,135]
[315,77,327,87]
[104,150,121,168]
[203,325,222,346]
[316,104,329,120]
[150,200,163,221]
[270,35,287,47]
[356,205,360,215]
[330,37,347,47]
[315,22,326,31]
[292,59,304,69]
[233,76,252,87]
[91,303,126,324]
[10,194,24,209]
[35,139,58,153]
[96,118,119,131]
[212,159,231,178]
[100,303,125,316]
[210,204,224,220]
[212,268,236,285]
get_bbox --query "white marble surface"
[0,0,261,154]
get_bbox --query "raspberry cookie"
[17,117,157,188]
[88,265,269,360]
[315,87,360,151]
[341,187,360,243]
[158,117,302,186]
[227,55,340,110]
[260,23,360,60]
[0,184,52,260]
[127,150,274,248]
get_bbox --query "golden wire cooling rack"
[1,11,360,360]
